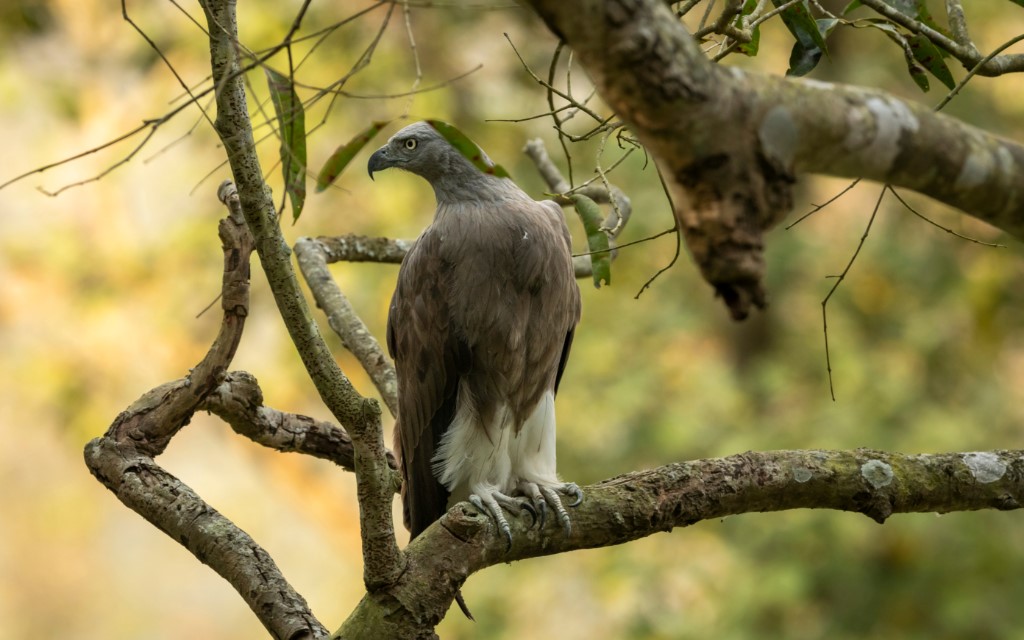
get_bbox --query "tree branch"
[339,448,1024,635]
[294,237,399,416]
[201,370,399,479]
[200,0,404,614]
[858,0,1024,76]
[85,183,328,640]
[520,0,1024,320]
[199,0,374,434]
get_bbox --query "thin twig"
[886,186,1005,248]
[572,226,676,258]
[786,178,863,229]
[821,185,887,401]
[635,165,682,299]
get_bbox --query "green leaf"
[315,121,389,192]
[862,20,932,92]
[425,120,511,179]
[1011,0,1024,8]
[773,0,829,57]
[785,18,839,76]
[842,0,862,13]
[571,194,611,289]
[884,0,952,38]
[905,57,931,92]
[908,34,955,90]
[733,0,761,56]
[266,67,307,223]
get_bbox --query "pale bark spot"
[846,96,919,172]
[860,460,894,489]
[758,105,799,169]
[962,452,1007,484]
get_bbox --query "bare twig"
[635,165,682,298]
[821,185,887,401]
[887,186,1005,248]
[786,178,863,230]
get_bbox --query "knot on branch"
[673,149,795,320]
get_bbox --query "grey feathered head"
[367,121,504,202]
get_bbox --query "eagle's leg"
[468,488,536,549]
[517,480,583,534]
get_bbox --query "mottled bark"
[84,185,327,640]
[201,370,399,480]
[520,0,1024,318]
[200,0,404,627]
[336,448,1024,636]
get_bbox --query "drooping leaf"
[908,1,950,39]
[785,18,839,76]
[733,0,761,57]
[266,67,307,222]
[315,121,389,192]
[572,194,611,289]
[905,56,931,92]
[774,0,829,58]
[425,120,511,179]
[908,34,955,90]
[862,20,932,92]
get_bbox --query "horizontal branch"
[309,231,616,281]
[201,370,399,477]
[343,447,1024,635]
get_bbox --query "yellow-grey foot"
[516,481,583,535]
[468,489,536,550]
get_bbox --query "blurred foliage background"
[1,1,1023,638]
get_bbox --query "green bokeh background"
[1,2,1022,639]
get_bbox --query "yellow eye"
[404,138,417,150]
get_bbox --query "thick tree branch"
[200,0,404,611]
[85,185,327,640]
[199,0,375,434]
[520,0,1024,319]
[86,439,328,640]
[340,448,1024,636]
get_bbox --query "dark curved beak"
[367,147,390,181]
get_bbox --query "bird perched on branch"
[368,121,582,552]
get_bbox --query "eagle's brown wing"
[387,228,469,539]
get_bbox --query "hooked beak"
[367,147,390,181]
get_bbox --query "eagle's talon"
[516,480,547,529]
[518,499,538,527]
[561,482,584,507]
[538,485,573,536]
[469,491,518,550]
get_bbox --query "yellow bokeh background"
[2,2,1024,639]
